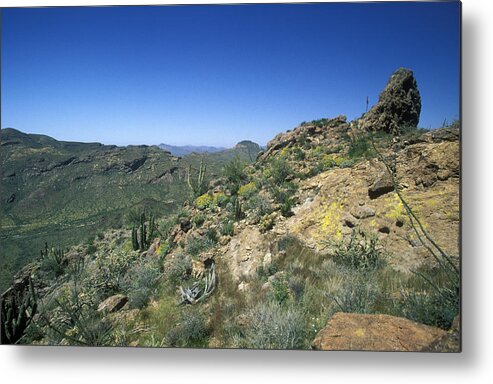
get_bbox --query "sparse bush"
[259,214,275,233]
[327,271,380,314]
[122,258,161,309]
[339,159,356,168]
[243,302,307,349]
[238,181,257,199]
[348,134,374,159]
[269,157,292,186]
[165,309,209,347]
[332,229,385,271]
[269,276,290,305]
[186,235,214,258]
[163,252,192,284]
[220,220,234,236]
[223,156,247,195]
[245,193,272,220]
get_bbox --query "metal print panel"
[0,1,461,351]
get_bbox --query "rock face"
[359,68,421,134]
[312,313,447,351]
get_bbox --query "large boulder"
[359,68,421,134]
[312,312,448,351]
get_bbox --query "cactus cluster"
[132,211,156,252]
[40,242,67,277]
[187,160,208,198]
[1,275,38,344]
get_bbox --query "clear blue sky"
[1,2,460,147]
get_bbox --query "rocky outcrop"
[258,115,349,161]
[312,312,447,351]
[283,127,459,272]
[358,68,421,134]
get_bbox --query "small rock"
[368,173,394,199]
[180,218,191,233]
[146,238,161,257]
[97,294,128,313]
[378,226,390,234]
[238,281,250,292]
[261,282,271,291]
[350,205,376,219]
[262,252,272,268]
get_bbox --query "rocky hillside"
[0,129,261,293]
[1,68,460,351]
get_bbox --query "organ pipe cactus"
[132,211,156,252]
[187,160,208,198]
[1,275,38,344]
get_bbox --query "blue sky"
[1,2,460,147]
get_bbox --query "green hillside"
[0,128,260,292]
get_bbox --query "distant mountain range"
[158,143,226,157]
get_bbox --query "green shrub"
[332,229,385,271]
[259,214,275,233]
[40,243,67,278]
[269,276,290,305]
[186,234,215,258]
[396,287,458,329]
[91,247,139,295]
[348,134,374,159]
[194,193,213,210]
[192,214,205,228]
[238,181,257,199]
[220,220,234,236]
[269,157,292,186]
[292,147,305,161]
[212,192,229,207]
[223,156,247,195]
[280,198,293,217]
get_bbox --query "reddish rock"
[312,312,447,352]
